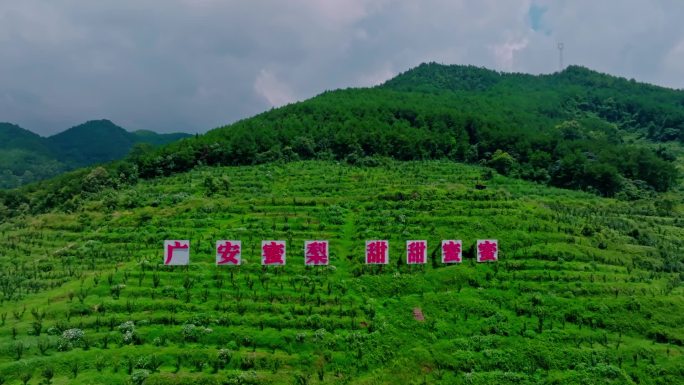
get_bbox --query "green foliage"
[488,150,517,175]
[0,160,682,384]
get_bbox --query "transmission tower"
[557,42,564,71]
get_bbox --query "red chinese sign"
[477,239,498,262]
[406,240,427,264]
[366,240,388,264]
[305,240,329,266]
[441,240,462,263]
[164,240,190,265]
[162,239,498,265]
[216,240,241,265]
[262,240,286,265]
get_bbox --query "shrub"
[118,321,142,345]
[130,369,150,385]
[217,349,233,368]
[58,328,85,351]
[181,324,212,342]
[41,366,54,384]
[62,328,84,341]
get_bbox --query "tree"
[42,366,54,384]
[82,167,112,193]
[557,120,585,140]
[127,143,154,162]
[584,163,622,196]
[488,150,517,175]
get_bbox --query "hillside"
[0,160,682,384]
[0,120,191,189]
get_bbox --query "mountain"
[0,123,67,188]
[382,63,684,143]
[2,63,683,213]
[48,119,192,168]
[144,63,681,196]
[0,120,191,188]
[48,120,142,167]
[0,123,52,153]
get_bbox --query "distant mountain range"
[0,120,191,188]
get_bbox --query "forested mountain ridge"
[0,123,52,153]
[383,63,684,143]
[1,63,682,216]
[0,120,191,189]
[48,120,191,168]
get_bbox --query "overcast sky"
[1,0,683,136]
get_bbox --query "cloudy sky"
[1,0,683,136]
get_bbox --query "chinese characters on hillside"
[262,240,286,265]
[406,240,427,264]
[305,241,329,266]
[216,240,241,265]
[442,240,462,263]
[477,239,498,262]
[366,240,388,264]
[164,239,498,266]
[164,240,190,265]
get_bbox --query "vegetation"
[0,160,682,384]
[0,63,683,383]
[0,120,190,189]
[2,64,682,214]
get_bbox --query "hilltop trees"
[1,64,682,216]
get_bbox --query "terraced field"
[0,160,682,384]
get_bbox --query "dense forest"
[1,64,682,216]
[0,120,190,189]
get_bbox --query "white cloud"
[491,37,530,71]
[254,69,296,107]
[0,0,683,135]
[662,38,684,88]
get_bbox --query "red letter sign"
[477,239,498,262]
[164,240,190,265]
[305,240,329,266]
[406,240,427,264]
[216,240,241,265]
[441,240,462,263]
[366,240,388,264]
[262,240,286,265]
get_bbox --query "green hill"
[125,65,683,196]
[0,160,681,384]
[0,123,52,153]
[5,63,682,215]
[0,120,191,189]
[48,120,141,168]
[48,120,194,168]
[0,64,683,384]
[0,123,67,189]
